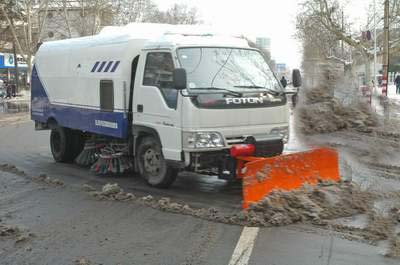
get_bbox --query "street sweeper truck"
[31,23,340,207]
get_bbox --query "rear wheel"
[50,126,83,163]
[137,136,177,188]
[71,130,85,159]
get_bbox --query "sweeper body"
[32,23,339,205]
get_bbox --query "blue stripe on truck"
[31,65,128,139]
[97,61,107,72]
[104,61,114,72]
[110,61,120,72]
[91,61,100,72]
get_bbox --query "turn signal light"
[230,144,255,157]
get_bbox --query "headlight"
[270,126,289,143]
[183,131,225,149]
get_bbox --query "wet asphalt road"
[0,119,399,264]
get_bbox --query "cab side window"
[143,52,178,109]
[100,80,114,111]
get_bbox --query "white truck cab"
[31,23,301,187]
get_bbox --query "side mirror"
[292,69,302,88]
[173,68,187,90]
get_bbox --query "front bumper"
[186,139,284,177]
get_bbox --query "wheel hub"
[143,148,161,175]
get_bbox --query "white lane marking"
[228,227,260,265]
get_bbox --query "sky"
[154,0,372,70]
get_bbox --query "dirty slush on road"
[1,67,400,261]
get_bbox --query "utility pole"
[382,0,390,96]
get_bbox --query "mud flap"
[239,148,340,209]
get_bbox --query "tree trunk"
[0,5,26,59]
[27,54,32,86]
[365,56,371,87]
[63,0,73,38]
[26,3,33,85]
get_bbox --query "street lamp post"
[12,41,20,95]
[373,0,377,92]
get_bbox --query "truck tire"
[50,126,79,163]
[71,130,85,159]
[137,136,177,188]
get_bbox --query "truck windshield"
[176,47,282,94]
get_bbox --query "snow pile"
[0,222,34,244]
[245,181,371,226]
[32,173,64,186]
[87,183,135,201]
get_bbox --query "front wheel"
[137,136,177,188]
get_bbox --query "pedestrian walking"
[395,74,400,94]
[5,81,12,99]
[11,82,16,97]
[280,76,287,88]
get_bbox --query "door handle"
[137,104,143,112]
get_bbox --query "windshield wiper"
[233,85,282,96]
[193,87,243,97]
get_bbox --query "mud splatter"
[386,238,400,258]
[390,207,400,222]
[255,165,271,182]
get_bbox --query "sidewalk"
[370,84,400,120]
[0,90,30,114]
[373,84,400,100]
[0,90,30,103]
[386,84,400,103]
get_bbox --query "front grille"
[254,140,283,157]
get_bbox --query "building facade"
[255,37,271,52]
[0,53,28,86]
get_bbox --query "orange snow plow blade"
[236,148,340,209]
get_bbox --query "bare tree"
[112,0,158,25]
[296,0,379,85]
[297,0,400,72]
[50,1,200,37]
[0,0,50,82]
[148,4,200,25]
[0,0,200,82]
[43,0,113,39]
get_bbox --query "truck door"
[132,51,182,161]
